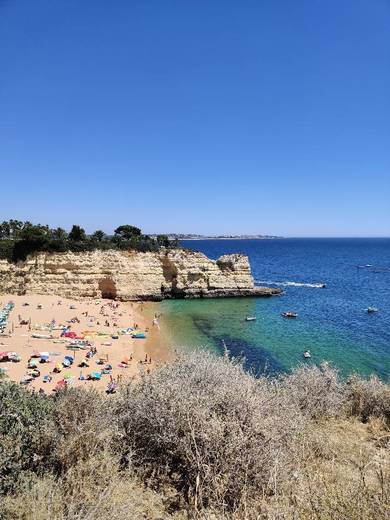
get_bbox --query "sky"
[0,0,389,237]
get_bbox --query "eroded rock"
[0,249,281,301]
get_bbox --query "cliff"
[0,249,281,301]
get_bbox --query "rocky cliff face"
[0,249,281,301]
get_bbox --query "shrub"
[0,382,55,494]
[115,352,308,512]
[0,353,389,519]
[278,363,346,420]
[49,387,115,476]
[346,374,390,425]
[0,466,171,520]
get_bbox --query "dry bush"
[346,374,390,426]
[293,461,390,520]
[2,352,390,520]
[0,466,172,520]
[277,363,346,421]
[49,387,116,476]
[115,351,309,513]
[0,475,64,520]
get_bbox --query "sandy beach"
[0,294,171,393]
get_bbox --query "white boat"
[367,307,378,313]
[303,350,311,358]
[246,316,256,321]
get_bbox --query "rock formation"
[0,249,281,301]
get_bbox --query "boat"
[282,312,298,318]
[367,307,378,313]
[303,350,311,359]
[246,316,256,321]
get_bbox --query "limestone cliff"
[0,249,281,301]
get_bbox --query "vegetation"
[0,220,177,262]
[0,351,389,519]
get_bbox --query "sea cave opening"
[98,277,117,300]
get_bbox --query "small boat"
[246,316,256,322]
[320,283,326,288]
[303,350,311,359]
[367,307,378,313]
[282,312,298,318]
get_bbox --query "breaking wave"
[256,280,325,288]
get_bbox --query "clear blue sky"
[0,0,389,237]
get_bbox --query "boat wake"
[256,280,325,288]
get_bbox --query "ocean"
[160,238,390,380]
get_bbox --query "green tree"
[114,225,142,240]
[156,234,170,247]
[68,225,86,242]
[0,221,11,240]
[18,223,49,241]
[91,230,105,242]
[8,219,23,238]
[51,227,68,242]
[11,224,50,262]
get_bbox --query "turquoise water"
[160,239,390,379]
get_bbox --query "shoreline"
[0,294,172,393]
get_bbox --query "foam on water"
[256,280,325,288]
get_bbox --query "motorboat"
[282,312,298,318]
[303,350,311,359]
[367,307,378,313]
[246,316,256,321]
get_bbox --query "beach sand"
[0,294,172,393]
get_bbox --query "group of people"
[1,296,159,396]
